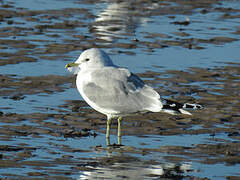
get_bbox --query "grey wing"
[126,72,163,112]
[82,68,162,114]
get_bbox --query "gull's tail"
[161,98,203,115]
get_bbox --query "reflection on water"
[0,0,240,179]
[92,1,150,42]
[79,155,192,180]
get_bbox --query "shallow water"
[0,0,240,179]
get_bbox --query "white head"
[66,48,114,74]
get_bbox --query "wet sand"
[0,0,240,179]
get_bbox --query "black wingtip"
[161,98,203,115]
[183,103,203,110]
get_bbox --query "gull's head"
[65,48,114,74]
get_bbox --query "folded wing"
[82,67,163,115]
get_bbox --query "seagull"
[65,48,203,145]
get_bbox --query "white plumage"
[66,48,203,145]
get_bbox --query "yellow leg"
[106,136,110,146]
[118,117,122,145]
[106,118,112,146]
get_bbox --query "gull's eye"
[85,58,90,62]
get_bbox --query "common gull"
[65,48,203,145]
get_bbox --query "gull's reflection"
[91,0,150,42]
[78,155,192,180]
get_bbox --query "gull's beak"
[65,62,80,68]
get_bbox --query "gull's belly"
[76,72,120,116]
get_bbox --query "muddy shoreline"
[0,0,240,179]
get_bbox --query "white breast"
[76,70,119,117]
